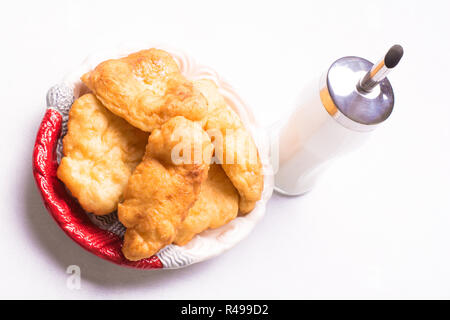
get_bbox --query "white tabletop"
[1,0,449,299]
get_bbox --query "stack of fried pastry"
[57,48,263,261]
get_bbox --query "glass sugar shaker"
[274,45,403,196]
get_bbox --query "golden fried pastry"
[57,94,149,215]
[81,48,208,132]
[194,79,264,213]
[118,116,214,261]
[174,164,239,246]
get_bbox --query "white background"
[1,0,449,299]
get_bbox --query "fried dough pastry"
[119,116,214,261]
[81,48,208,132]
[194,79,264,213]
[174,164,239,246]
[57,93,149,215]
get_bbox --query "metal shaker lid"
[320,45,403,132]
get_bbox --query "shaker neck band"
[319,72,378,133]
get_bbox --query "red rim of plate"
[32,108,163,269]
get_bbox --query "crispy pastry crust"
[81,49,208,132]
[119,116,214,261]
[194,79,264,213]
[57,93,149,215]
[174,164,239,246]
